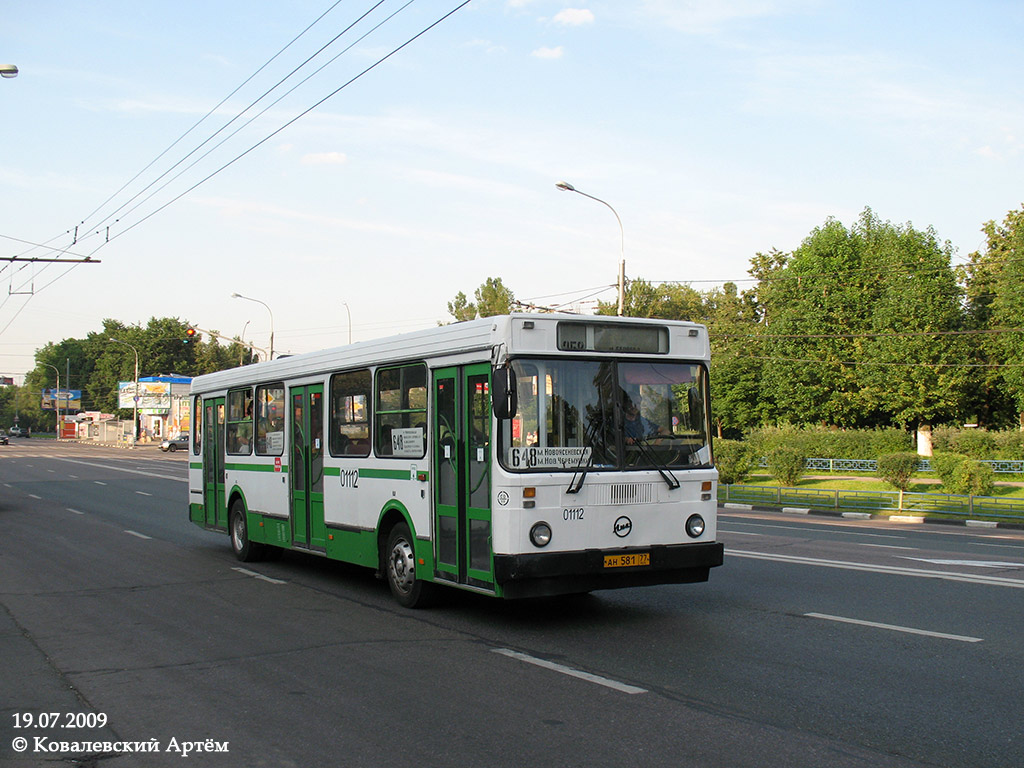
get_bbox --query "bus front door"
[289,384,326,551]
[203,397,227,529]
[433,364,493,591]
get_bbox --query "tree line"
[447,205,1024,437]
[11,204,1024,437]
[4,319,255,432]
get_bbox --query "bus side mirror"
[492,366,518,419]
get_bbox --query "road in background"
[2,441,1022,767]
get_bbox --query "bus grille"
[593,482,656,506]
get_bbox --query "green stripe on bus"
[224,462,286,472]
[325,466,428,481]
[360,468,417,481]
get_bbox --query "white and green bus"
[188,313,723,607]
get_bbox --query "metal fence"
[720,484,1024,521]
[756,457,1024,474]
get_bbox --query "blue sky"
[2,0,1022,382]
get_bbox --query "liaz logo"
[613,516,632,538]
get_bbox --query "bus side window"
[330,370,371,457]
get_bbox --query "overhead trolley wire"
[1,0,473,340]
[91,0,416,246]
[80,0,400,248]
[97,0,474,251]
[75,0,351,236]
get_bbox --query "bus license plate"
[603,552,650,569]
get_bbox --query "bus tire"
[385,522,433,608]
[230,500,265,562]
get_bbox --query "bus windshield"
[499,358,711,472]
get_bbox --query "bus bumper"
[492,541,724,599]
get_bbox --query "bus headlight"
[530,522,552,548]
[685,514,705,538]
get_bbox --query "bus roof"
[189,313,708,393]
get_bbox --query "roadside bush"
[876,452,920,492]
[932,427,1000,458]
[949,461,996,496]
[992,431,1024,460]
[745,426,911,459]
[766,445,806,486]
[714,439,754,485]
[931,453,970,487]
[953,429,998,458]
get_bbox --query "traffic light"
[184,327,197,344]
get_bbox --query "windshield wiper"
[631,436,680,490]
[566,446,594,494]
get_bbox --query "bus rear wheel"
[385,523,433,608]
[230,500,266,562]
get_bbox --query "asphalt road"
[2,441,1022,767]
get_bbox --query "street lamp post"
[231,293,274,360]
[343,302,352,345]
[109,338,139,448]
[556,181,626,316]
[42,364,61,440]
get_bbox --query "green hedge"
[745,426,911,459]
[741,426,1024,461]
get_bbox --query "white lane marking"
[726,549,1024,589]
[852,543,918,551]
[69,474,79,479]
[718,530,764,536]
[492,648,647,695]
[124,530,152,540]
[67,508,84,515]
[28,494,42,499]
[94,481,107,486]
[723,520,906,540]
[805,613,983,643]
[135,491,152,497]
[899,557,1023,569]
[232,567,286,585]
[56,458,186,483]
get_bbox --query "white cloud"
[531,46,564,59]
[552,8,595,26]
[464,38,507,55]
[300,152,348,166]
[640,0,815,34]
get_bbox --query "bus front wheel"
[385,523,433,608]
[230,500,265,562]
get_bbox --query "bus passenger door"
[290,384,326,551]
[433,364,493,591]
[203,397,226,529]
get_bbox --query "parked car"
[0,431,8,445]
[9,426,28,438]
[160,434,189,452]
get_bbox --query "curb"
[718,502,1024,530]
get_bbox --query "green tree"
[25,317,254,421]
[446,278,515,322]
[966,206,1024,428]
[596,279,707,320]
[753,209,970,430]
[855,211,971,429]
[705,282,763,436]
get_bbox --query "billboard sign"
[118,381,171,410]
[42,389,83,411]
